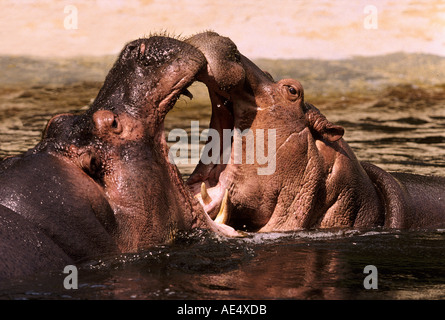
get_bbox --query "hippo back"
[362,161,445,229]
[0,152,119,279]
[391,172,445,229]
[0,204,71,281]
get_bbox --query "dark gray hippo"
[0,35,236,281]
[185,31,445,231]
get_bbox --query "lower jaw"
[187,162,234,218]
[186,163,243,236]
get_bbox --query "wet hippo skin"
[186,31,445,232]
[0,35,238,281]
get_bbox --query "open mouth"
[187,89,235,221]
[165,81,237,228]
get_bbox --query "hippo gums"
[0,35,236,281]
[186,31,445,231]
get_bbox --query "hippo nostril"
[110,117,123,135]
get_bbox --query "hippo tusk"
[200,182,213,205]
[181,88,194,100]
[214,189,230,224]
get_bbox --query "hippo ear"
[262,70,275,82]
[304,103,344,142]
[42,113,75,140]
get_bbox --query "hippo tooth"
[181,88,194,100]
[214,189,230,224]
[200,182,213,205]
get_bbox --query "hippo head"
[38,36,238,251]
[186,32,381,231]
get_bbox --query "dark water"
[2,229,445,300]
[1,60,445,300]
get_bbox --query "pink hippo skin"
[186,31,445,232]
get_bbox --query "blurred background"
[1,0,445,174]
[0,0,443,59]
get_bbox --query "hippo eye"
[287,86,298,95]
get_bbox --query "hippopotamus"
[185,31,445,231]
[0,35,236,281]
